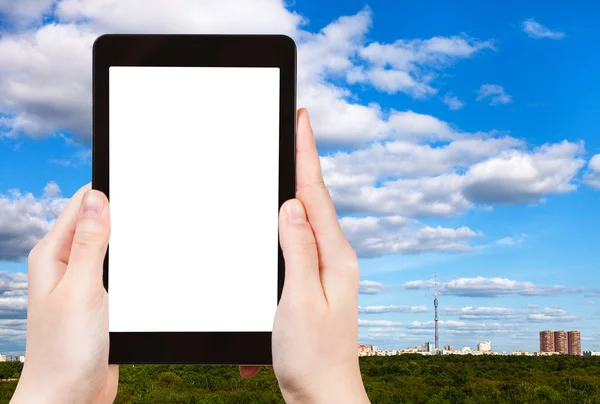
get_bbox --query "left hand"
[11,184,118,404]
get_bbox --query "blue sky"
[1,0,599,355]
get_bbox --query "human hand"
[242,109,369,402]
[11,185,119,404]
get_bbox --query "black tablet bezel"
[92,34,296,365]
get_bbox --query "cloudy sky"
[0,0,599,355]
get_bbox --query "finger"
[47,183,92,243]
[62,189,110,290]
[279,199,324,302]
[28,183,91,298]
[239,366,260,378]
[295,109,358,288]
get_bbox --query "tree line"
[0,355,599,403]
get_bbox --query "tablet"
[92,34,296,364]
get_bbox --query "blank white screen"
[108,66,280,332]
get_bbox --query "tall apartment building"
[540,330,554,352]
[554,331,568,354]
[568,331,581,356]
[358,344,373,354]
[477,341,492,352]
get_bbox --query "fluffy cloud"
[322,135,523,181]
[340,215,482,257]
[583,154,600,189]
[358,319,402,327]
[527,308,577,322]
[0,272,28,297]
[0,0,301,143]
[522,18,566,40]
[476,84,512,105]
[0,4,493,147]
[0,23,98,140]
[442,93,464,110]
[0,319,27,342]
[359,280,385,295]
[359,305,428,314]
[462,140,585,204]
[495,234,527,246]
[0,0,53,25]
[56,0,301,35]
[0,298,27,319]
[327,140,585,217]
[349,34,493,97]
[403,276,584,297]
[0,183,67,261]
[443,306,520,320]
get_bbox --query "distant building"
[568,331,581,356]
[444,345,454,351]
[512,351,534,356]
[540,330,555,353]
[0,355,5,362]
[425,342,435,353]
[536,351,560,356]
[554,331,568,354]
[19,356,25,363]
[583,351,600,357]
[477,341,492,352]
[358,344,374,356]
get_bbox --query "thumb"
[63,189,110,290]
[278,199,324,303]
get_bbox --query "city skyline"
[1,1,600,355]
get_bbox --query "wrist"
[280,367,370,404]
[11,368,86,404]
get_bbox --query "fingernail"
[302,108,311,126]
[286,199,306,224]
[81,190,104,218]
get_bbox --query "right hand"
[272,109,369,403]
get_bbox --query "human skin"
[11,108,369,404]
[241,109,370,403]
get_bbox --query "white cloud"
[495,234,526,246]
[0,184,67,261]
[0,23,98,140]
[527,308,577,322]
[581,300,596,306]
[0,319,27,342]
[443,306,520,320]
[522,18,566,40]
[56,0,302,35]
[0,0,301,143]
[359,305,428,314]
[476,84,512,105]
[583,153,600,189]
[0,5,493,148]
[0,272,28,297]
[350,34,493,97]
[359,280,385,295]
[462,140,585,204]
[358,319,402,327]
[0,297,27,319]
[403,276,584,297]
[322,135,523,181]
[0,0,54,25]
[327,140,584,217]
[340,215,482,257]
[442,93,464,110]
